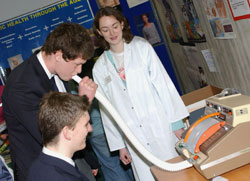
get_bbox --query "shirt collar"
[42,147,75,167]
[37,51,54,79]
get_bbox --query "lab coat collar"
[104,40,131,76]
[123,40,132,72]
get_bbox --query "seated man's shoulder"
[28,154,88,181]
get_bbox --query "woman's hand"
[174,128,184,140]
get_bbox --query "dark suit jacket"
[27,152,89,181]
[2,53,70,181]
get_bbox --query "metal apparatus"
[176,89,250,179]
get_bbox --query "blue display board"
[0,0,94,69]
[119,1,182,94]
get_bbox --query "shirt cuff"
[171,120,185,131]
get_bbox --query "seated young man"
[28,92,93,181]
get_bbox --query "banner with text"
[0,0,94,70]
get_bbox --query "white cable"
[72,75,192,171]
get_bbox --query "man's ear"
[55,50,63,62]
[62,126,72,141]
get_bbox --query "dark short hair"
[41,22,94,61]
[93,7,134,50]
[38,92,90,146]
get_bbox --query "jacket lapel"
[63,81,70,93]
[123,41,132,76]
[30,54,52,92]
[104,51,121,80]
[31,53,70,93]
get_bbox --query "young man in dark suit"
[2,22,98,181]
[28,92,92,181]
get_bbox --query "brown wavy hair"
[41,22,94,61]
[38,92,90,146]
[93,7,134,50]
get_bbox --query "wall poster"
[177,0,206,43]
[161,0,184,42]
[201,49,218,72]
[133,11,163,46]
[0,0,94,84]
[126,0,148,8]
[183,46,208,89]
[227,0,250,21]
[202,0,235,39]
[154,0,183,43]
[95,0,122,11]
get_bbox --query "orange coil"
[184,112,220,143]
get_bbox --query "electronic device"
[176,89,250,179]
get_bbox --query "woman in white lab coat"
[92,7,189,181]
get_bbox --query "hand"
[174,128,184,140]
[78,76,97,103]
[91,169,98,176]
[119,148,131,165]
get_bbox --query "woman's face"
[98,15,124,48]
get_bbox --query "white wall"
[0,0,59,22]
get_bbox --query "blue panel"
[0,0,94,69]
[0,0,182,93]
[119,1,182,94]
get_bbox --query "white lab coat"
[93,36,189,181]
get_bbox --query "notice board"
[0,0,94,70]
